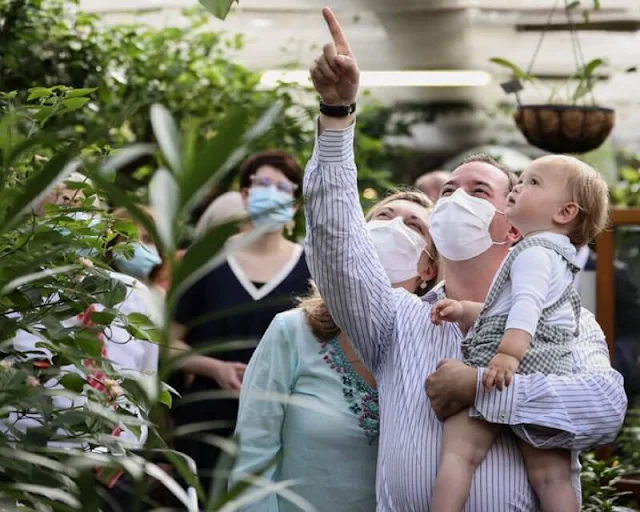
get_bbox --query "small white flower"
[0,359,13,370]
[26,376,40,387]
[78,257,94,268]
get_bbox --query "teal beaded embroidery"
[320,339,379,441]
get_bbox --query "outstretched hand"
[431,298,464,325]
[309,7,360,106]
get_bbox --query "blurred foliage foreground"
[0,0,639,510]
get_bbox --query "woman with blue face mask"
[171,150,311,495]
[109,207,162,283]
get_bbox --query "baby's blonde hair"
[536,155,609,248]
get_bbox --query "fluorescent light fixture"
[250,18,272,28]
[259,70,491,88]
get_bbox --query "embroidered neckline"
[319,338,379,442]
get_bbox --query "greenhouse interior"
[1,0,639,510]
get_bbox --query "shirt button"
[499,413,506,421]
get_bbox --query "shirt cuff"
[315,120,356,166]
[471,368,521,425]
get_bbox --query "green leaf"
[150,104,182,175]
[0,264,80,296]
[199,0,238,20]
[149,168,179,253]
[64,87,98,98]
[0,153,82,235]
[59,373,86,393]
[8,484,80,508]
[61,97,90,112]
[489,58,534,80]
[89,172,165,254]
[593,0,600,9]
[566,1,581,10]
[620,167,639,183]
[580,58,606,78]
[99,143,156,179]
[159,388,172,408]
[0,111,21,167]
[180,107,250,209]
[88,311,117,325]
[26,87,54,101]
[170,220,237,300]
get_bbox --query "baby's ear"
[553,202,580,226]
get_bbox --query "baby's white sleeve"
[505,248,554,337]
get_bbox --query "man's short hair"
[459,153,519,194]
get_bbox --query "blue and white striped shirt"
[303,122,627,511]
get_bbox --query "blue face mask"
[246,187,294,231]
[112,241,162,280]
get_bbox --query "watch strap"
[319,102,357,117]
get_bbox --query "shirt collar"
[423,281,446,304]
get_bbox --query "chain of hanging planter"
[498,0,615,154]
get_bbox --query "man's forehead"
[448,162,509,190]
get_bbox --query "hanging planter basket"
[513,104,615,154]
[494,0,617,155]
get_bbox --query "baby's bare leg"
[431,409,500,512]
[518,440,578,512]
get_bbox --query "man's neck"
[443,247,508,303]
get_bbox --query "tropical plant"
[0,76,308,509]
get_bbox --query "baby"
[430,155,609,512]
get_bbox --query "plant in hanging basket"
[491,57,615,155]
[490,0,616,154]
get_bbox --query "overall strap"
[541,284,582,337]
[481,236,575,313]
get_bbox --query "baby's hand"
[483,353,520,391]
[431,299,464,325]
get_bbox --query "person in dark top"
[171,150,311,497]
[581,250,640,403]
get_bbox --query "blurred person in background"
[230,190,439,511]
[194,190,247,240]
[574,246,640,406]
[9,190,160,510]
[109,207,162,284]
[171,149,311,494]
[415,170,450,202]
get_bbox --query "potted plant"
[490,0,615,154]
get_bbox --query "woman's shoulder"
[273,308,312,335]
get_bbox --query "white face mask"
[430,188,505,262]
[367,217,426,284]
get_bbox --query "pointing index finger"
[322,7,351,54]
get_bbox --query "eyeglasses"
[250,175,298,195]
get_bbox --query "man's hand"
[310,8,360,106]
[431,298,464,325]
[483,353,520,391]
[208,360,247,391]
[425,359,477,420]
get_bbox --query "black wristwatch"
[319,102,357,117]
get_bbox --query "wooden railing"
[595,208,640,462]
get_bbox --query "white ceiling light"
[259,70,491,88]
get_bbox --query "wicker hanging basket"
[513,105,615,154]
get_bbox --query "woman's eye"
[441,189,452,197]
[378,212,390,218]
[530,178,538,185]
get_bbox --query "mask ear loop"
[491,209,510,246]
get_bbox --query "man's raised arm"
[303,8,397,374]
